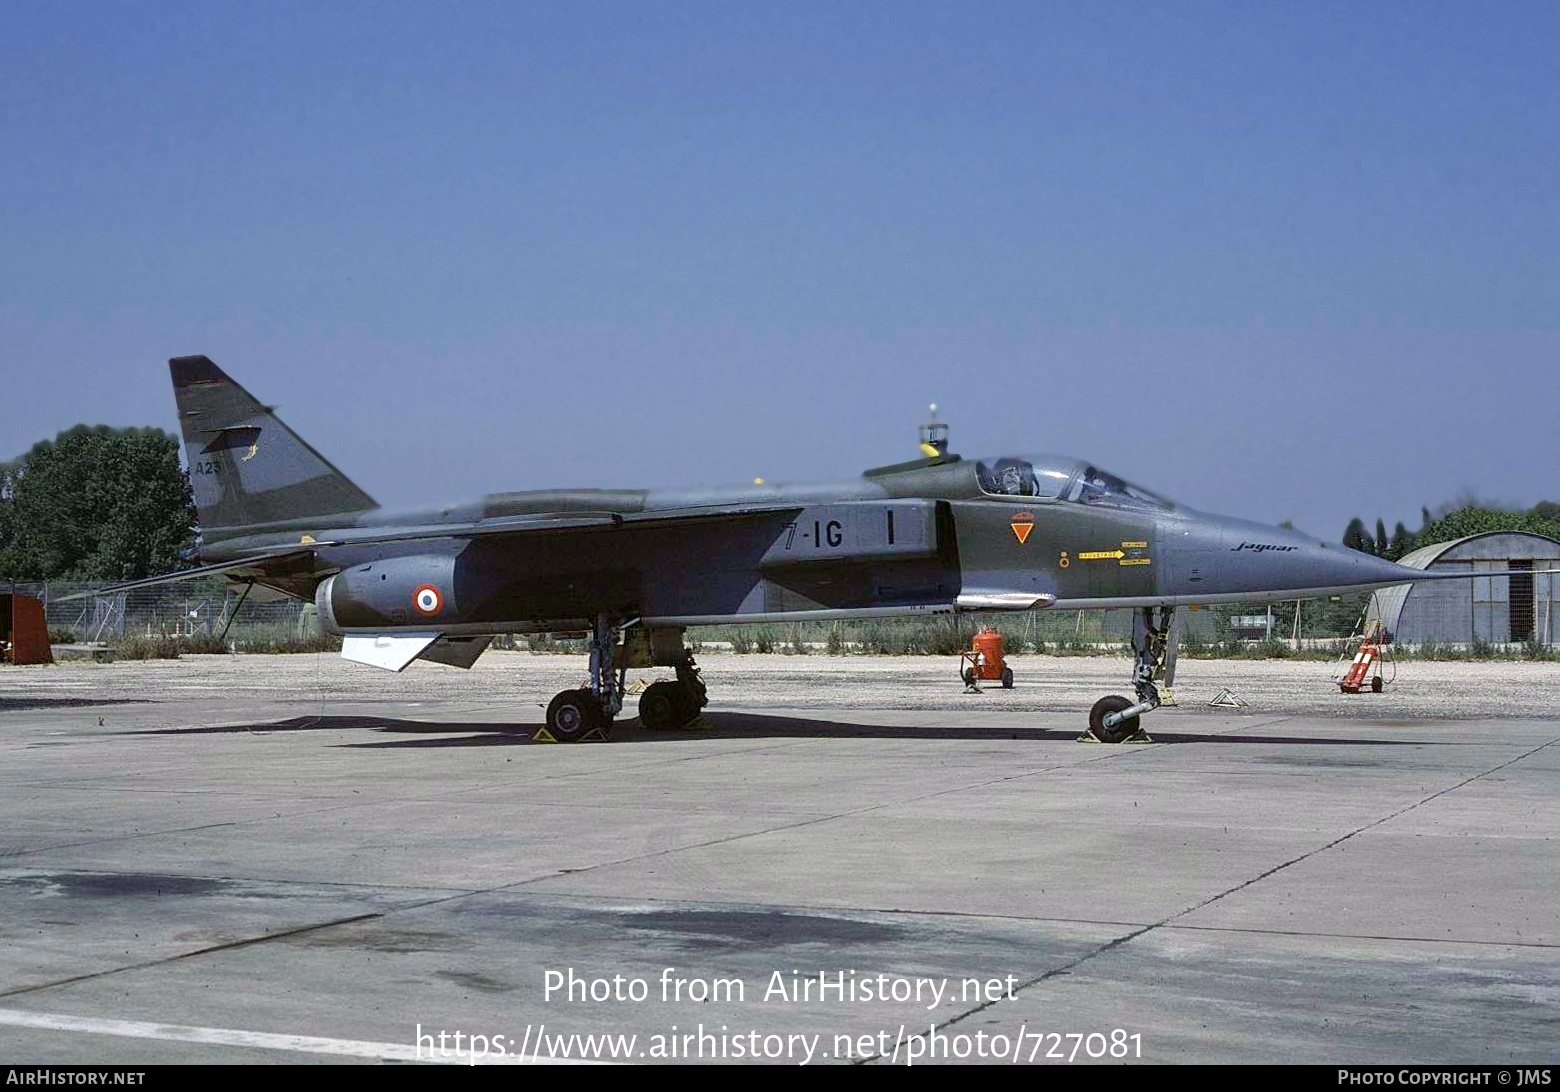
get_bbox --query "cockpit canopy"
[975,455,1174,511]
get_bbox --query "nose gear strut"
[1084,606,1177,743]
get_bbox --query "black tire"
[638,681,682,730]
[1000,666,1014,689]
[1089,695,1139,743]
[679,676,708,714]
[671,680,706,725]
[962,667,977,686]
[1371,675,1384,693]
[546,688,601,743]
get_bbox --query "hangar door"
[1540,561,1560,645]
[1473,558,1560,644]
[1471,561,1509,643]
[1509,560,1534,643]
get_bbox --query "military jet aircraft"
[80,355,1516,744]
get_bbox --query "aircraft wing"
[302,502,810,548]
[51,547,318,602]
[51,504,810,602]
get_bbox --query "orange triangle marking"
[1011,521,1034,544]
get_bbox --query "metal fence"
[10,579,318,646]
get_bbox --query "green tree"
[1386,521,1414,560]
[1414,505,1560,551]
[1343,517,1373,555]
[0,463,13,575]
[0,425,195,581]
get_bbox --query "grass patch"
[117,635,183,660]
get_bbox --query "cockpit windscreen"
[976,455,1173,511]
[975,456,1076,500]
[1066,466,1173,510]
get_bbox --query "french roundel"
[412,583,443,616]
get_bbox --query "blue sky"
[2,1,1555,540]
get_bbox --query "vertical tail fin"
[170,355,378,540]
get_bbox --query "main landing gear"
[542,613,625,743]
[540,618,709,742]
[636,651,708,731]
[1085,606,1178,744]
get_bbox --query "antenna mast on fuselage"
[919,403,949,458]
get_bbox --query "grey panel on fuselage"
[947,497,1157,605]
[758,502,939,568]
[1165,521,1211,591]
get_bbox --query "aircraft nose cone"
[1301,542,1422,590]
[1191,516,1422,598]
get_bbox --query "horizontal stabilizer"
[341,633,440,672]
[417,635,492,669]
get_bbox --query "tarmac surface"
[1,651,1558,1065]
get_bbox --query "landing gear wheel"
[962,667,977,686]
[673,680,704,723]
[1089,695,1139,744]
[546,688,602,743]
[1000,666,1014,689]
[638,681,685,730]
[1371,676,1384,693]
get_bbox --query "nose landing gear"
[1083,606,1177,743]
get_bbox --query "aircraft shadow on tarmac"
[0,696,151,711]
[123,713,1436,750]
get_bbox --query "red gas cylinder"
[959,627,1013,688]
[971,628,1005,679]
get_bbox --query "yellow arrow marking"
[1078,550,1125,560]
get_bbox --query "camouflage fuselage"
[201,455,1420,637]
